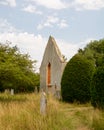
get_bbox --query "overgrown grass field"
[0,93,104,130]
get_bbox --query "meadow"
[0,93,104,130]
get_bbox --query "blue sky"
[0,0,104,71]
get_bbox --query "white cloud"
[37,15,68,30]
[72,0,104,10]
[37,24,43,30]
[58,19,68,28]
[57,39,79,61]
[30,0,68,10]
[0,0,16,7]
[46,16,59,24]
[0,18,19,33]
[37,15,59,29]
[26,0,104,10]
[22,4,42,14]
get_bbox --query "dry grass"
[0,93,103,130]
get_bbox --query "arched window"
[47,63,51,87]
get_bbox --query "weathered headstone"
[11,89,14,95]
[4,89,10,94]
[54,84,61,99]
[56,90,61,99]
[40,91,47,115]
[34,86,38,94]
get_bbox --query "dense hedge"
[91,66,104,109]
[61,54,94,103]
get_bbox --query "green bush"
[91,66,104,109]
[61,54,94,103]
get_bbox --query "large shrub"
[91,66,104,109]
[61,54,94,103]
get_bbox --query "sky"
[0,0,104,71]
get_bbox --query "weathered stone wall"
[40,36,67,94]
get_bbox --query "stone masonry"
[40,36,67,95]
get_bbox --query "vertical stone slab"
[40,91,47,115]
[11,89,14,95]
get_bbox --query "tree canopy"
[78,39,104,67]
[0,42,39,92]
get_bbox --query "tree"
[61,54,95,103]
[0,42,39,92]
[91,66,104,109]
[78,39,104,67]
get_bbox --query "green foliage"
[0,42,39,92]
[78,38,104,108]
[91,66,104,109]
[78,39,104,67]
[61,54,95,103]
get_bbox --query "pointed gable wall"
[40,36,67,93]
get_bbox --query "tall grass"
[0,93,103,130]
[92,109,104,130]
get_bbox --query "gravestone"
[54,84,61,99]
[40,91,47,115]
[4,89,10,94]
[55,90,61,99]
[34,86,38,94]
[11,89,14,95]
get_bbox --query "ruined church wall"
[40,66,47,91]
[40,36,67,93]
[51,45,63,90]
